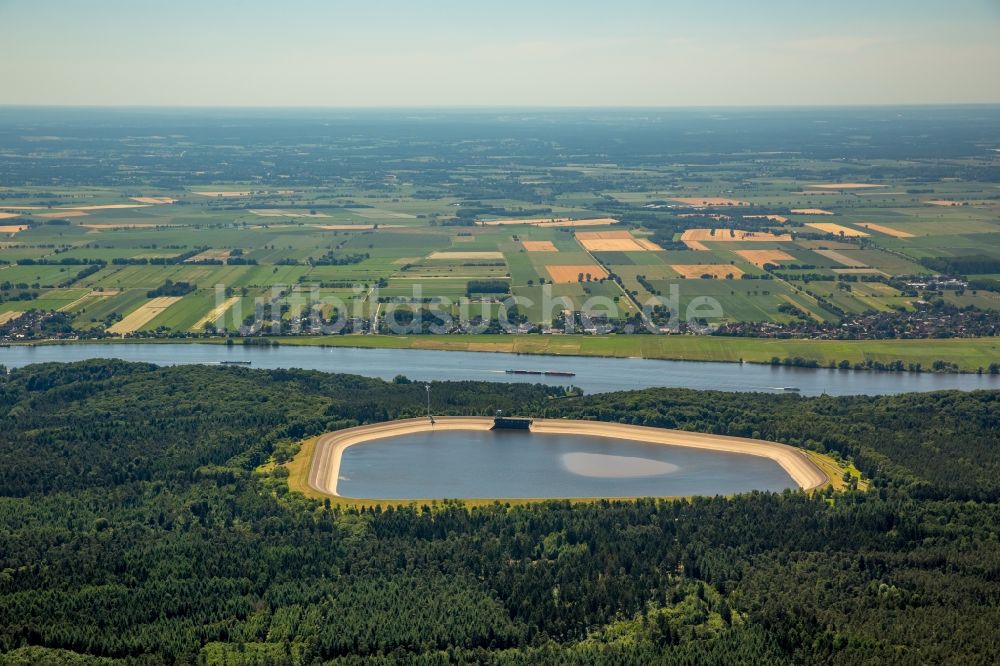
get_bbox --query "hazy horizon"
[1,0,998,107]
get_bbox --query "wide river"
[338,430,796,499]
[3,342,998,395]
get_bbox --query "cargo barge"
[505,369,576,377]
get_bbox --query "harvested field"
[670,197,750,206]
[427,251,504,260]
[193,191,252,197]
[790,208,834,215]
[191,296,241,331]
[38,211,88,218]
[579,238,645,252]
[856,222,914,238]
[805,223,869,237]
[545,264,609,283]
[926,199,960,207]
[734,249,794,267]
[810,183,885,189]
[0,225,28,233]
[522,241,558,252]
[635,239,664,251]
[575,231,634,240]
[185,249,231,262]
[814,249,866,267]
[107,297,182,334]
[0,311,23,326]
[0,212,21,220]
[683,240,710,251]
[393,257,420,265]
[130,197,176,205]
[681,229,792,242]
[671,264,745,279]
[744,214,789,223]
[0,205,43,210]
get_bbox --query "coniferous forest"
[1,361,999,664]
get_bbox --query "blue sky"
[0,0,998,106]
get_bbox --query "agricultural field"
[2,107,1000,341]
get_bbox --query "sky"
[0,0,998,107]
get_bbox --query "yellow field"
[0,225,28,233]
[671,264,745,279]
[130,197,176,204]
[39,210,88,218]
[579,238,645,251]
[805,222,869,237]
[0,212,21,220]
[545,264,609,283]
[734,249,794,267]
[522,241,558,252]
[108,297,182,334]
[192,191,252,197]
[926,199,960,207]
[790,208,834,215]
[683,240,710,251]
[814,249,866,267]
[427,251,504,260]
[670,197,750,206]
[635,239,664,251]
[744,214,788,223]
[0,311,23,325]
[681,229,792,242]
[857,222,914,238]
[191,296,241,331]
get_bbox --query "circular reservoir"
[333,427,801,500]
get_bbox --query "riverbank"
[300,417,833,506]
[18,334,1000,373]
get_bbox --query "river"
[3,342,998,395]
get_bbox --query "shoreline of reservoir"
[306,417,830,502]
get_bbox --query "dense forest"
[1,361,999,664]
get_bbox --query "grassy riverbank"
[275,334,1000,373]
[22,334,1000,372]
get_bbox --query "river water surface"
[3,343,998,396]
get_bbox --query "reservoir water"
[3,342,998,396]
[337,430,796,499]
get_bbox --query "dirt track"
[307,417,829,499]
